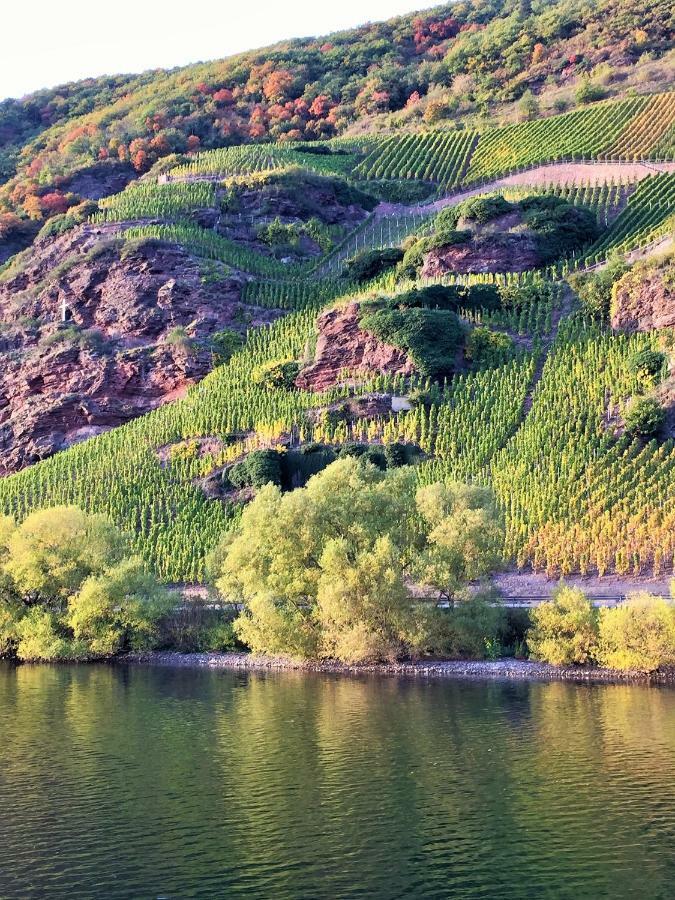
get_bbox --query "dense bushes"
[396,229,471,279]
[624,396,665,438]
[212,457,502,663]
[597,595,675,671]
[159,599,239,653]
[251,358,300,389]
[465,327,514,367]
[570,259,628,319]
[360,180,435,205]
[628,349,666,383]
[226,441,422,492]
[0,507,171,661]
[389,283,501,313]
[527,587,675,672]
[521,197,600,263]
[527,587,599,665]
[229,449,285,490]
[435,592,505,660]
[360,304,464,377]
[343,247,404,282]
[458,195,513,224]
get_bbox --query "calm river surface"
[1,663,674,899]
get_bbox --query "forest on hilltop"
[0,0,673,244]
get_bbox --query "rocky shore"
[122,651,675,684]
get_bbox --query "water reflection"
[1,663,674,898]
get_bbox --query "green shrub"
[434,592,506,659]
[336,442,368,459]
[384,442,408,467]
[570,259,628,320]
[360,180,435,204]
[500,608,532,657]
[160,601,239,652]
[466,327,514,367]
[519,197,600,262]
[624,396,665,438]
[343,247,404,282]
[575,80,607,105]
[164,326,196,351]
[40,325,108,354]
[459,195,513,224]
[527,586,598,665]
[256,216,300,247]
[396,230,471,279]
[598,594,675,672]
[498,280,555,312]
[229,449,284,489]
[282,446,337,487]
[36,200,98,240]
[628,349,666,383]
[391,284,499,313]
[251,358,299,389]
[211,328,243,365]
[359,304,464,377]
[0,506,171,661]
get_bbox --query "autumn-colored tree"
[39,192,70,215]
[309,94,333,117]
[531,42,546,65]
[262,69,295,103]
[213,88,234,105]
[22,195,43,221]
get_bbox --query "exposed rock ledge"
[122,651,675,685]
[295,301,415,392]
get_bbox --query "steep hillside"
[0,2,673,589]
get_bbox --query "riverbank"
[122,651,675,685]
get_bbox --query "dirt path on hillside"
[374,160,675,218]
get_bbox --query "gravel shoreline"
[122,651,675,685]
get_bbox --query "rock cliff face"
[421,233,541,278]
[610,254,674,331]
[0,225,278,473]
[295,302,415,392]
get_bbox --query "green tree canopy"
[527,586,599,665]
[213,457,503,662]
[0,506,172,661]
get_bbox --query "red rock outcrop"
[0,225,280,473]
[295,302,415,392]
[421,233,541,278]
[610,254,674,332]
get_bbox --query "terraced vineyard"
[603,92,675,160]
[491,318,675,576]
[94,181,216,222]
[0,90,673,584]
[316,210,431,275]
[122,222,312,278]
[583,172,675,262]
[465,98,648,183]
[1,256,671,583]
[168,143,359,180]
[500,181,633,224]
[354,130,477,189]
[242,278,359,311]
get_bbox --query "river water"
[1,662,674,899]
